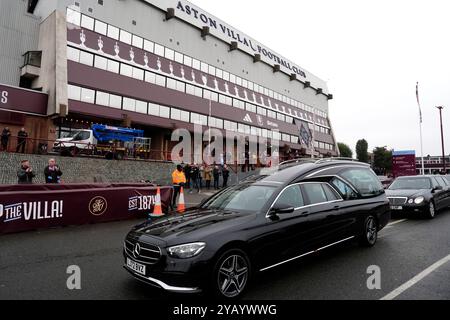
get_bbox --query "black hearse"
[123,159,390,299]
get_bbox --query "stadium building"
[0,0,338,160]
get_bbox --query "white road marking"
[387,219,407,227]
[380,253,450,300]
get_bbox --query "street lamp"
[436,106,446,174]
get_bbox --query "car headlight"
[414,196,425,204]
[167,242,206,259]
[408,199,414,204]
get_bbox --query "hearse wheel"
[212,249,251,299]
[426,201,436,219]
[359,215,378,247]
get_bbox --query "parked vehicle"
[53,125,151,160]
[386,175,450,219]
[123,159,390,299]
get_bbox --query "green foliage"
[338,143,353,158]
[372,147,393,175]
[356,139,369,163]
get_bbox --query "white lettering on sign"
[143,0,328,92]
[1,91,8,104]
[129,196,157,211]
[0,201,63,223]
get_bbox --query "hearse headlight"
[414,196,425,204]
[408,199,414,204]
[167,242,206,259]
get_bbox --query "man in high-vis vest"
[172,165,187,207]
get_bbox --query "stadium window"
[132,35,143,49]
[81,15,94,30]
[174,52,183,64]
[107,25,119,40]
[167,78,177,90]
[171,108,181,121]
[159,106,170,118]
[119,30,132,45]
[155,74,166,87]
[165,48,175,60]
[80,88,95,104]
[180,110,190,123]
[136,100,147,114]
[67,47,80,62]
[154,44,164,56]
[143,40,155,53]
[120,64,133,77]
[192,59,200,70]
[107,59,119,73]
[109,94,122,109]
[94,20,107,35]
[176,81,186,93]
[145,71,156,84]
[94,55,108,70]
[186,84,195,96]
[184,56,192,67]
[123,97,136,111]
[79,51,94,66]
[96,91,109,106]
[68,85,81,101]
[66,8,81,26]
[148,103,160,116]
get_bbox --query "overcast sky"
[192,0,450,157]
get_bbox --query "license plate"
[127,258,146,276]
[390,206,403,210]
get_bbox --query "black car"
[123,159,390,299]
[386,175,450,219]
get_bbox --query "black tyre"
[114,152,124,160]
[359,215,378,247]
[425,201,436,219]
[211,249,251,299]
[69,147,79,157]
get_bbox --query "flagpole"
[416,82,425,175]
[419,117,425,175]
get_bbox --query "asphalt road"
[1,192,450,300]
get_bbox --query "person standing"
[190,164,200,193]
[172,165,186,208]
[17,160,35,184]
[213,165,220,190]
[204,165,212,190]
[222,165,230,188]
[44,158,63,184]
[16,128,28,153]
[183,163,191,190]
[198,164,204,190]
[1,127,11,151]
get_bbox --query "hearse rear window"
[340,168,384,197]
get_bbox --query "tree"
[338,143,353,158]
[372,147,393,175]
[356,139,369,163]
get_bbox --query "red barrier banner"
[0,184,173,234]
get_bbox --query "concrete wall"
[31,11,68,117]
[0,152,177,185]
[0,0,40,86]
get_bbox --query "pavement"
[1,191,450,300]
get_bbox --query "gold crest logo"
[89,196,107,216]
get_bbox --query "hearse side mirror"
[432,186,443,193]
[269,203,295,216]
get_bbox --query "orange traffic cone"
[149,187,163,217]
[177,186,186,213]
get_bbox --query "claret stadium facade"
[0,0,338,161]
